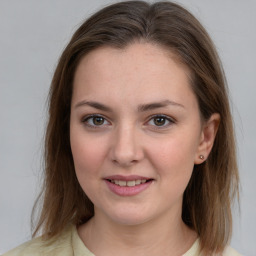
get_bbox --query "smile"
[104,176,154,196]
[109,179,147,187]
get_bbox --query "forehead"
[75,42,190,78]
[72,42,196,108]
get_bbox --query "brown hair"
[32,1,239,255]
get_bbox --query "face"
[70,43,204,226]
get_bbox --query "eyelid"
[146,114,176,128]
[82,114,111,128]
[81,113,175,129]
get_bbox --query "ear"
[194,113,220,164]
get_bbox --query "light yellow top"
[3,225,241,256]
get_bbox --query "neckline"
[72,225,200,256]
[182,238,200,256]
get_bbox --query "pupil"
[154,117,165,126]
[93,117,104,125]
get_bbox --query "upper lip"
[104,175,153,181]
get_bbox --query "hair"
[32,1,239,255]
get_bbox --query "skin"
[70,42,220,256]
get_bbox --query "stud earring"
[199,155,204,160]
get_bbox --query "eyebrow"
[138,100,184,112]
[75,101,113,112]
[75,100,184,112]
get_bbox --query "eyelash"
[81,114,175,129]
[146,114,175,129]
[82,114,111,128]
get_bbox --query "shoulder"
[183,238,242,256]
[2,226,74,256]
[223,246,242,256]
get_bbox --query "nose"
[110,124,144,167]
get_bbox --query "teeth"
[127,181,135,187]
[119,180,127,187]
[110,179,150,187]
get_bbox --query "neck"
[78,208,197,256]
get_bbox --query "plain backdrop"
[0,0,255,255]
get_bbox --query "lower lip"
[105,180,153,196]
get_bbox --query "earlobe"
[194,113,220,164]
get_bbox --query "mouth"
[104,175,154,196]
[106,179,153,187]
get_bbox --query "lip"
[104,175,151,181]
[104,175,154,197]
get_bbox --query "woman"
[4,1,240,255]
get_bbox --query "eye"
[82,115,110,128]
[147,115,175,128]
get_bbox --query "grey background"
[0,0,255,255]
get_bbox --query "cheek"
[147,131,199,181]
[70,132,108,201]
[70,131,107,177]
[148,137,196,203]
[151,136,196,167]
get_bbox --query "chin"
[105,208,153,226]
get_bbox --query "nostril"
[111,158,137,167]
